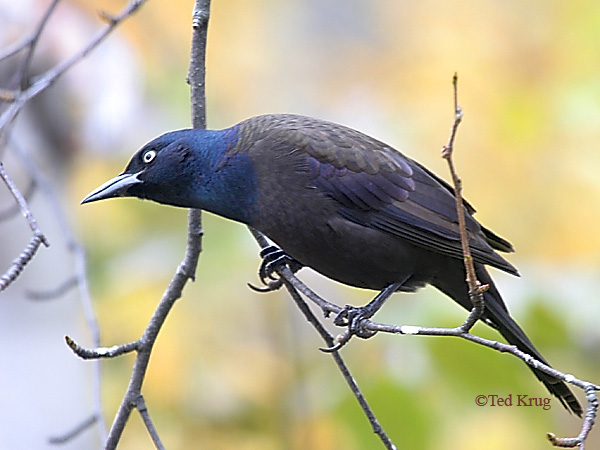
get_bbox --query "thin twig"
[0,162,48,244]
[0,232,45,290]
[135,394,165,450]
[0,0,147,136]
[9,137,107,442]
[0,0,147,442]
[188,0,211,130]
[252,234,598,447]
[0,2,149,296]
[66,336,140,359]
[440,73,486,331]
[0,0,61,63]
[0,179,36,221]
[548,383,599,448]
[20,0,63,90]
[437,75,598,445]
[26,276,78,300]
[48,414,99,445]
[440,74,468,283]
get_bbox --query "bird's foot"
[248,245,303,292]
[320,305,376,353]
[321,281,405,353]
[333,305,378,339]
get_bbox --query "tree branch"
[0,162,48,291]
[66,1,212,448]
[3,135,108,443]
[440,73,486,332]
[48,414,100,446]
[249,227,397,449]
[0,0,60,64]
[0,0,147,139]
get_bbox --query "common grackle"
[82,114,582,416]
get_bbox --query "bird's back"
[225,114,517,290]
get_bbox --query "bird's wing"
[295,118,518,275]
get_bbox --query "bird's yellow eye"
[143,150,157,163]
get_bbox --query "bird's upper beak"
[81,172,142,204]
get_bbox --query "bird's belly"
[260,214,435,291]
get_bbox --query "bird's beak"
[81,172,142,204]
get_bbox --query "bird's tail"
[434,264,582,416]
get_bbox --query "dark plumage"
[82,114,581,416]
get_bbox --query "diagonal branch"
[280,276,397,450]
[0,0,60,64]
[249,227,396,450]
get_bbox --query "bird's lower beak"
[81,172,142,204]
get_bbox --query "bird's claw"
[333,305,377,339]
[247,281,282,292]
[320,306,376,353]
[252,245,303,292]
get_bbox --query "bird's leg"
[249,245,304,292]
[333,279,407,339]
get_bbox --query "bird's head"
[82,129,204,208]
[82,128,257,223]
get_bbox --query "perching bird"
[82,114,581,416]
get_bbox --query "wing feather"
[232,114,517,275]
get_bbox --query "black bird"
[82,114,581,416]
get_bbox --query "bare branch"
[188,0,211,130]
[0,162,48,244]
[1,2,150,442]
[75,2,212,448]
[48,414,99,445]
[0,161,48,292]
[26,276,78,300]
[66,336,140,360]
[135,394,166,450]
[440,73,486,331]
[0,179,36,221]
[281,276,397,450]
[252,234,598,447]
[0,231,45,291]
[438,75,598,446]
[0,0,148,136]
[548,384,599,449]
[0,0,148,293]
[0,0,60,64]
[7,137,107,442]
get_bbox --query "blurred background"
[1,0,599,449]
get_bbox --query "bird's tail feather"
[476,267,582,416]
[433,264,582,416]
